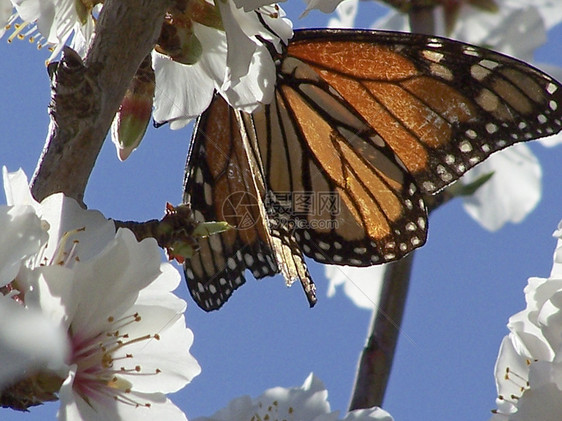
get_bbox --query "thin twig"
[348,252,415,410]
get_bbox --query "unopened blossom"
[194,373,394,421]
[0,169,200,419]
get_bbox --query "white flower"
[153,1,292,129]
[5,0,96,63]
[194,373,393,421]
[327,0,358,29]
[325,264,385,310]
[490,220,562,419]
[461,144,541,232]
[0,169,201,418]
[374,2,562,232]
[0,292,68,390]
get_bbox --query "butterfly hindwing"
[184,95,317,310]
[183,95,278,310]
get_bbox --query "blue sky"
[1,1,562,420]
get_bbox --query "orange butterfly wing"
[287,30,562,194]
[183,29,562,311]
[184,94,316,310]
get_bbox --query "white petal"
[193,395,255,421]
[461,144,541,232]
[221,46,276,111]
[0,0,12,37]
[67,230,162,338]
[343,407,394,421]
[3,167,36,206]
[231,0,277,12]
[325,265,385,310]
[38,193,116,264]
[510,381,562,421]
[539,132,562,148]
[10,0,43,22]
[454,6,545,62]
[504,0,562,30]
[116,313,200,393]
[0,296,69,389]
[255,373,332,420]
[135,263,185,312]
[217,3,289,109]
[114,393,188,421]
[152,52,215,129]
[217,0,257,86]
[302,0,345,16]
[328,0,358,29]
[12,0,76,45]
[0,205,45,286]
[23,267,74,329]
[551,227,562,277]
[58,368,188,421]
[492,335,531,412]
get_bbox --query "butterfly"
[182,28,562,311]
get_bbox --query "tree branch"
[348,252,415,410]
[30,0,172,204]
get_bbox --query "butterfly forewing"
[287,30,562,194]
[251,61,428,266]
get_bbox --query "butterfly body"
[182,29,562,311]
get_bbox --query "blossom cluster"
[0,169,200,420]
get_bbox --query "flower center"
[492,362,534,414]
[70,311,162,407]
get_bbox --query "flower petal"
[0,205,45,286]
[324,265,385,310]
[0,296,69,389]
[462,145,541,231]
[343,407,394,420]
[58,367,189,421]
[152,52,215,129]
[66,230,162,337]
[3,167,36,206]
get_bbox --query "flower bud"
[111,55,155,161]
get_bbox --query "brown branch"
[348,185,454,410]
[348,252,415,410]
[30,0,172,204]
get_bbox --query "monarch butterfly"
[182,29,562,311]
